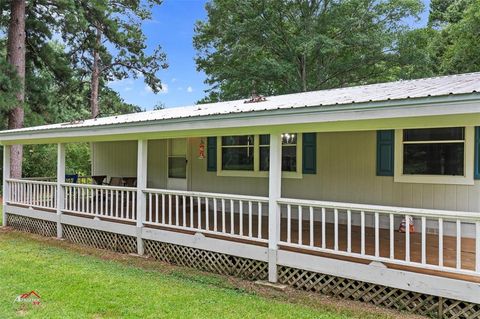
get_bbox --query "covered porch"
[2,73,480,314]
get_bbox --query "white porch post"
[268,133,282,282]
[136,139,148,255]
[56,143,65,238]
[2,145,11,226]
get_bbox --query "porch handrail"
[6,178,57,186]
[144,188,269,203]
[277,197,480,221]
[60,182,135,192]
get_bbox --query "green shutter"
[302,133,316,174]
[376,130,394,176]
[475,127,480,179]
[207,137,217,172]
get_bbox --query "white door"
[167,138,188,190]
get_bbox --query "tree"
[6,0,26,178]
[429,0,480,74]
[194,0,423,102]
[62,0,168,118]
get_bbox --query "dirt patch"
[1,229,426,319]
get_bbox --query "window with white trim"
[259,133,298,172]
[218,133,302,177]
[221,135,254,171]
[394,126,474,185]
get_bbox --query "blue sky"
[110,0,430,111]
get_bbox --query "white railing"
[62,183,137,222]
[144,188,269,243]
[6,178,57,209]
[278,198,480,276]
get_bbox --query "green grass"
[0,211,401,319]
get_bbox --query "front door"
[167,138,188,190]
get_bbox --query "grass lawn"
[0,212,415,319]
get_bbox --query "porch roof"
[1,72,480,144]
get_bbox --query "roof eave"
[1,93,479,144]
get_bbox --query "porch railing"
[143,188,269,243]
[278,198,480,276]
[4,179,479,277]
[6,178,57,210]
[62,183,137,222]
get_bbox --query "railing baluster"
[115,190,119,218]
[390,213,394,259]
[258,202,262,239]
[126,190,130,219]
[375,212,379,257]
[149,193,153,223]
[298,205,303,245]
[213,198,218,232]
[287,204,291,243]
[120,191,124,219]
[222,198,226,233]
[361,211,365,255]
[95,189,99,215]
[422,216,427,264]
[190,196,194,227]
[205,197,209,231]
[132,190,136,220]
[439,217,443,267]
[168,194,172,225]
[456,220,462,269]
[321,207,326,249]
[110,189,114,217]
[182,195,186,227]
[334,208,338,251]
[162,194,166,224]
[175,195,179,226]
[405,215,411,262]
[248,201,252,238]
[197,196,201,230]
[155,194,159,223]
[239,200,243,236]
[310,206,314,247]
[347,209,352,253]
[230,199,234,235]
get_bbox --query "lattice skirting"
[144,240,268,280]
[6,214,57,237]
[278,266,480,319]
[62,224,137,254]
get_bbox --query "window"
[221,135,254,171]
[259,133,297,172]
[394,127,474,185]
[168,139,187,179]
[218,134,302,178]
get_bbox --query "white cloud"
[171,78,177,83]
[160,83,169,94]
[187,86,193,93]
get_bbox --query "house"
[2,72,480,317]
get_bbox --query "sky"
[110,0,430,111]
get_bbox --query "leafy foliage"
[194,0,424,102]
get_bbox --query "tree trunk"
[90,29,101,119]
[6,0,26,178]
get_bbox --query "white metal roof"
[3,72,480,135]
